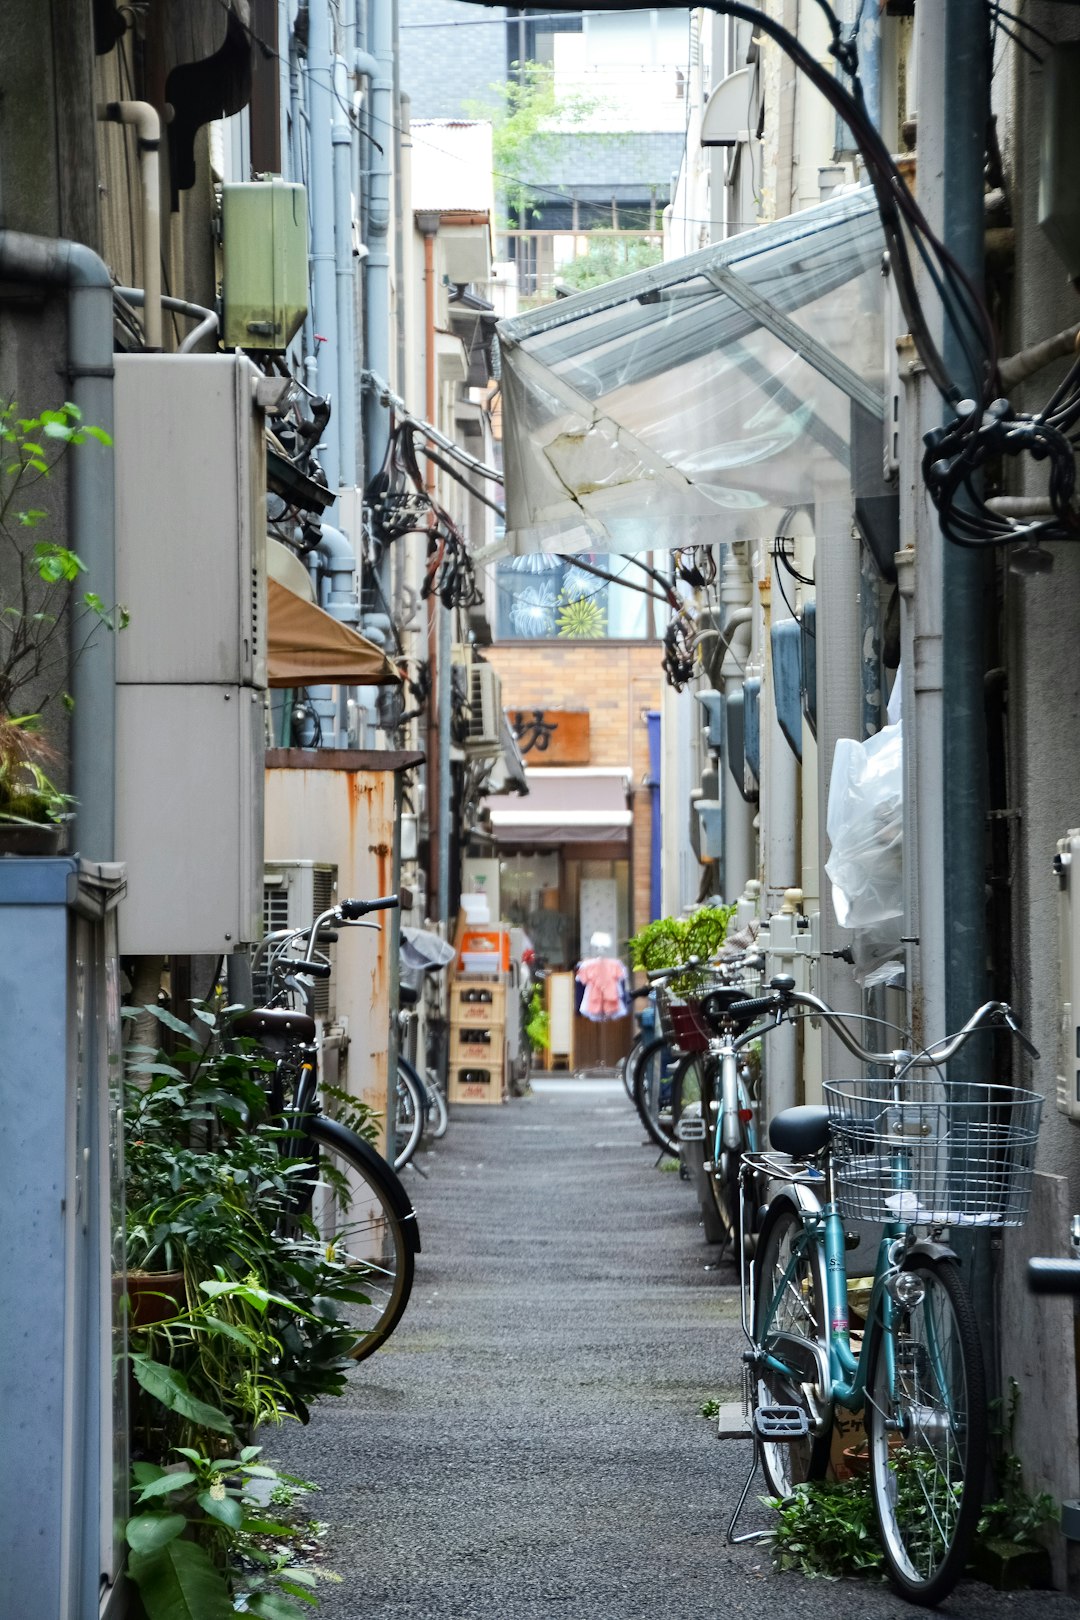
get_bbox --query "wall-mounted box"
[117,684,264,955]
[115,354,266,688]
[223,179,308,350]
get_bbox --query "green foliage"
[125,1446,329,1620]
[524,985,550,1052]
[465,63,604,226]
[765,1476,886,1581]
[556,235,663,292]
[0,399,122,823]
[978,1380,1058,1549]
[627,903,737,996]
[699,1398,722,1419]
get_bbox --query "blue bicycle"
[729,982,1042,1605]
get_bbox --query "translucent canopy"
[496,188,885,554]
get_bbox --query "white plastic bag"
[825,721,903,930]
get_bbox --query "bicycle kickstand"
[726,1406,809,1545]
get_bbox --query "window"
[494,552,655,640]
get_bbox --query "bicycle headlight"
[886,1270,926,1310]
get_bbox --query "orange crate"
[448,1064,505,1104]
[456,926,510,975]
[450,1024,504,1065]
[450,983,506,1026]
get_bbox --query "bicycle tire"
[866,1255,986,1605]
[620,1034,643,1102]
[632,1035,678,1157]
[393,1056,425,1170]
[302,1113,418,1361]
[753,1198,832,1497]
[426,1072,449,1139]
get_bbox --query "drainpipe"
[98,102,161,350]
[332,57,358,489]
[304,523,359,749]
[720,544,754,900]
[306,0,339,492]
[0,232,115,860]
[361,0,394,605]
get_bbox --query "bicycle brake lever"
[1001,1008,1040,1061]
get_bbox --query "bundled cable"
[366,417,432,543]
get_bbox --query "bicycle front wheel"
[632,1036,678,1157]
[303,1114,417,1361]
[753,1199,832,1497]
[866,1256,986,1606]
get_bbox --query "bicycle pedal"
[754,1406,809,1441]
[677,1115,706,1141]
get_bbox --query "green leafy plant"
[524,985,550,1052]
[466,63,605,228]
[766,1476,886,1581]
[126,1445,332,1620]
[700,1398,722,1419]
[627,903,736,995]
[0,399,123,824]
[556,234,663,291]
[978,1380,1057,1550]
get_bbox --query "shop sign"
[509,709,590,763]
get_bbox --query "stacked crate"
[448,977,507,1104]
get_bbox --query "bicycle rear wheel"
[302,1114,418,1361]
[752,1199,832,1497]
[393,1057,425,1169]
[632,1036,678,1157]
[866,1256,986,1605]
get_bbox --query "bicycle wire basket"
[822,1078,1043,1227]
[655,987,710,1054]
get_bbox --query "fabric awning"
[494,187,885,553]
[267,577,401,687]
[485,767,631,845]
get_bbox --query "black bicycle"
[241,895,420,1361]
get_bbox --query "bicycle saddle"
[230,1008,317,1044]
[769,1105,830,1157]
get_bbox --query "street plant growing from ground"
[0,399,124,824]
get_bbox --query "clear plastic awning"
[496,188,885,554]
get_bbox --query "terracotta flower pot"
[114,1269,187,1329]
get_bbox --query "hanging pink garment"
[576,956,627,1019]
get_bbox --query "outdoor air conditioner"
[465,663,503,754]
[262,861,338,1022]
[1055,830,1080,1120]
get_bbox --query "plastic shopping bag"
[825,721,903,930]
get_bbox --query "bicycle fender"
[905,1236,956,1265]
[312,1113,422,1254]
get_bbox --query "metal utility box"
[222,179,309,350]
[1056,829,1080,1119]
[115,354,267,689]
[0,859,126,1620]
[262,860,338,1020]
[117,683,265,954]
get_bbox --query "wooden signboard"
[508,709,590,765]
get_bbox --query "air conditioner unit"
[262,861,338,1021]
[465,664,503,754]
[1056,830,1080,1120]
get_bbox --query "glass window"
[494,550,654,640]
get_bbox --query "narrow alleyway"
[273,1084,1080,1620]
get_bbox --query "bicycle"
[728,979,1042,1605]
[242,894,421,1361]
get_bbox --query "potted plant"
[0,399,120,850]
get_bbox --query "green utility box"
[222,178,308,350]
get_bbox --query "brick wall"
[485,642,662,937]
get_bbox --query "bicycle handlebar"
[1028,1258,1080,1296]
[338,895,399,921]
[726,983,1039,1071]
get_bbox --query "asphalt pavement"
[269,1077,1080,1620]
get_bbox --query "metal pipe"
[306,0,339,491]
[0,231,116,860]
[363,369,502,481]
[114,288,218,353]
[98,102,162,350]
[361,0,394,494]
[332,57,358,488]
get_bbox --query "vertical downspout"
[361,0,393,521]
[98,102,162,350]
[0,234,116,860]
[306,0,339,492]
[332,58,357,489]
